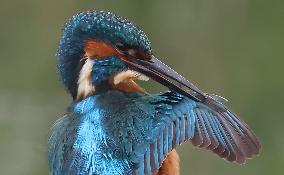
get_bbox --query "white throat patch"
[77,59,96,100]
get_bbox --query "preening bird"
[48,11,261,175]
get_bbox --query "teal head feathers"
[57,10,208,104]
[57,11,151,99]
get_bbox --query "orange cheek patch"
[84,40,118,59]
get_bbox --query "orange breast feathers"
[110,79,146,93]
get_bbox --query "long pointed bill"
[124,55,207,102]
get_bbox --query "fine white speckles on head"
[77,59,96,100]
[112,70,149,85]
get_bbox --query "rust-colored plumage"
[155,150,180,175]
[84,40,117,58]
[111,79,146,93]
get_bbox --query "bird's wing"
[134,91,260,174]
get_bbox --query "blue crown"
[56,10,152,96]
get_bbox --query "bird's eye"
[115,42,128,52]
[115,42,148,61]
[115,42,137,57]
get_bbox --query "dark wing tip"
[191,99,261,164]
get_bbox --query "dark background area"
[0,0,283,174]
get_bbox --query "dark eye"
[115,42,138,57]
[114,42,148,60]
[115,42,128,52]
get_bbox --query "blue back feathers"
[48,90,260,175]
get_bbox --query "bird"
[48,10,261,175]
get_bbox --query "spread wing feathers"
[136,91,260,174]
[191,102,260,163]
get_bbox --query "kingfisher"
[48,10,261,175]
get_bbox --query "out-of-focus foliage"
[0,0,283,174]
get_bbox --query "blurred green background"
[0,0,283,174]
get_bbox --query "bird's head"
[57,11,206,101]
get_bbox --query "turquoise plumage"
[49,91,259,174]
[49,10,260,175]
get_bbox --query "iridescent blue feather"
[48,90,259,175]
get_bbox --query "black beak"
[125,55,207,102]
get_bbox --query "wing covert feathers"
[148,91,260,171]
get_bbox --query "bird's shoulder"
[48,90,192,175]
